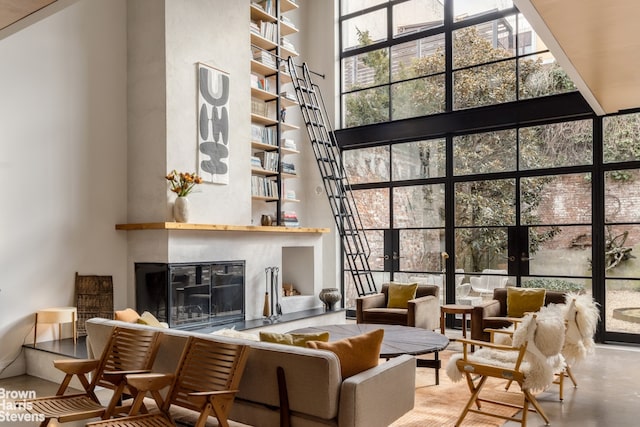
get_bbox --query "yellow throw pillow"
[260,331,330,347]
[387,283,418,308]
[114,308,140,323]
[136,311,165,328]
[507,287,546,318]
[306,329,384,378]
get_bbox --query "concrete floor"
[1,336,639,426]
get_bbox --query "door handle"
[501,255,516,262]
[521,252,534,261]
[392,252,404,260]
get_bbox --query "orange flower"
[166,169,202,197]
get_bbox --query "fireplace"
[135,261,245,329]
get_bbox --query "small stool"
[440,304,474,339]
[34,307,77,347]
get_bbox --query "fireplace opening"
[135,261,245,329]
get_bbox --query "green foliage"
[522,278,584,293]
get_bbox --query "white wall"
[0,0,128,378]
[0,0,341,378]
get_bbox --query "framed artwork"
[198,62,230,184]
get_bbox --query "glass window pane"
[606,278,640,334]
[398,229,445,271]
[391,34,445,81]
[519,120,593,170]
[454,0,514,22]
[392,138,446,180]
[604,225,640,277]
[344,146,390,184]
[391,74,445,120]
[603,112,640,163]
[342,0,387,15]
[453,129,516,175]
[521,173,592,225]
[518,53,576,99]
[605,169,640,223]
[352,188,390,228]
[342,47,390,91]
[342,9,387,51]
[453,19,516,69]
[393,184,445,228]
[343,87,390,127]
[453,60,516,110]
[455,179,516,227]
[455,227,509,274]
[393,0,444,37]
[527,225,592,277]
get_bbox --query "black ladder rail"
[287,57,377,298]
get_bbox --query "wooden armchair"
[446,310,566,426]
[26,326,161,426]
[86,336,250,427]
[356,283,440,331]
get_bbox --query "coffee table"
[289,323,449,384]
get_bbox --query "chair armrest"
[407,295,439,330]
[356,294,386,323]
[102,370,152,385]
[53,359,99,374]
[124,373,175,392]
[456,337,517,352]
[339,354,416,427]
[470,299,502,341]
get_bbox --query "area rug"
[390,351,525,427]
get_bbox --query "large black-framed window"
[336,1,640,345]
[339,0,576,129]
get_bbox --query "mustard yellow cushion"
[507,287,546,317]
[260,331,330,347]
[136,311,165,328]
[114,308,140,323]
[307,329,384,378]
[387,283,418,308]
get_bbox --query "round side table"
[440,304,474,339]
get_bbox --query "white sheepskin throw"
[562,293,600,365]
[447,310,566,391]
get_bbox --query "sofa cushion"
[507,287,546,318]
[114,308,140,323]
[387,283,418,308]
[260,331,330,347]
[307,329,384,378]
[135,311,166,328]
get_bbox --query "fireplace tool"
[263,267,271,318]
[264,266,282,323]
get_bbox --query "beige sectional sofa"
[85,318,416,427]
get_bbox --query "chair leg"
[565,365,578,387]
[456,375,488,426]
[524,389,550,425]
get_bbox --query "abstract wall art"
[198,62,230,184]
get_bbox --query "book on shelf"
[280,91,297,102]
[250,156,263,169]
[253,0,273,15]
[252,47,276,69]
[281,211,300,227]
[251,98,276,118]
[251,73,272,92]
[281,161,296,175]
[285,190,297,200]
[256,151,279,172]
[252,176,279,198]
[252,124,277,146]
[280,37,297,52]
[282,138,297,150]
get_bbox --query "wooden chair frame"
[26,326,161,427]
[86,336,250,427]
[452,314,564,427]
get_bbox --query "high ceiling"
[0,0,56,31]
[2,0,638,116]
[514,0,640,116]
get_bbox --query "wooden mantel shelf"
[115,222,330,234]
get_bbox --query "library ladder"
[287,57,377,298]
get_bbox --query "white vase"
[173,196,189,223]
